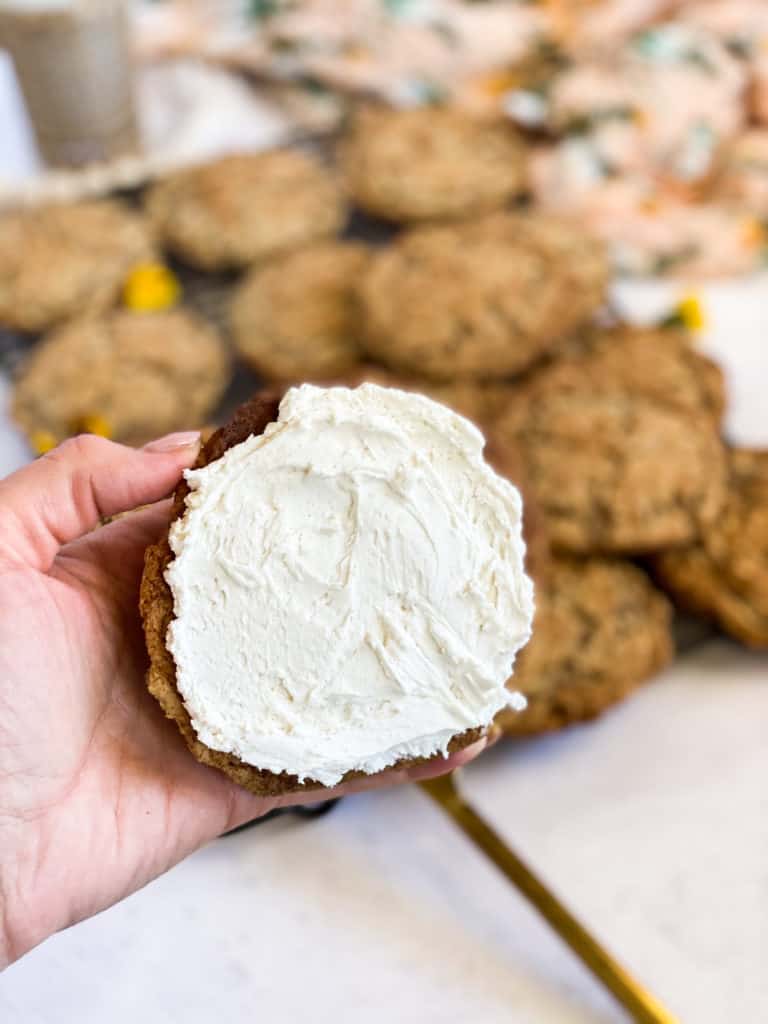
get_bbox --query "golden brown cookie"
[522,326,726,423]
[496,389,726,554]
[474,213,609,333]
[13,310,230,447]
[140,393,483,798]
[652,449,768,647]
[230,241,370,380]
[498,557,674,736]
[358,212,608,380]
[0,200,156,332]
[339,106,527,223]
[145,150,345,270]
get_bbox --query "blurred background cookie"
[652,448,768,648]
[520,325,726,422]
[13,309,229,449]
[145,150,345,270]
[230,241,369,381]
[0,200,156,333]
[497,557,674,736]
[357,212,608,380]
[496,389,726,554]
[340,106,527,223]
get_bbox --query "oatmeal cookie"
[13,309,229,447]
[140,392,486,798]
[0,200,156,333]
[358,212,608,380]
[145,150,345,270]
[523,325,726,422]
[496,389,726,554]
[652,448,768,647]
[340,106,527,223]
[497,557,674,735]
[230,241,369,380]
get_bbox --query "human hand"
[0,433,487,968]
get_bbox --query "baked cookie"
[141,388,534,796]
[497,557,674,736]
[652,448,768,647]
[0,200,156,333]
[145,150,345,270]
[524,326,726,423]
[496,389,726,554]
[230,241,370,380]
[358,212,608,380]
[13,310,229,447]
[340,106,527,223]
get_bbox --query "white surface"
[1,641,767,1024]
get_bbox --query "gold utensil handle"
[419,772,679,1024]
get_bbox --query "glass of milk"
[0,0,139,168]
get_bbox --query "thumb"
[0,431,200,572]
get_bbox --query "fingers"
[54,500,174,597]
[0,432,200,572]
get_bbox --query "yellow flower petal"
[30,429,58,455]
[123,263,181,312]
[473,69,522,99]
[74,414,112,438]
[676,294,706,331]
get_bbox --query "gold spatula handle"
[419,772,679,1024]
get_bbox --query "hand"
[0,433,487,968]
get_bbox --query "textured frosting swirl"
[166,384,533,785]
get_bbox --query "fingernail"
[144,431,201,453]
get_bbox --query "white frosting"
[165,384,533,786]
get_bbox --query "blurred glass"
[0,0,138,168]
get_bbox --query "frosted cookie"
[145,150,345,270]
[337,366,550,580]
[140,385,534,795]
[358,212,608,380]
[340,106,527,223]
[652,449,768,648]
[13,310,229,448]
[0,200,156,333]
[230,242,370,381]
[497,557,673,735]
[496,389,726,554]
[341,365,514,427]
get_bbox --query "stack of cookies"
[3,105,763,743]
